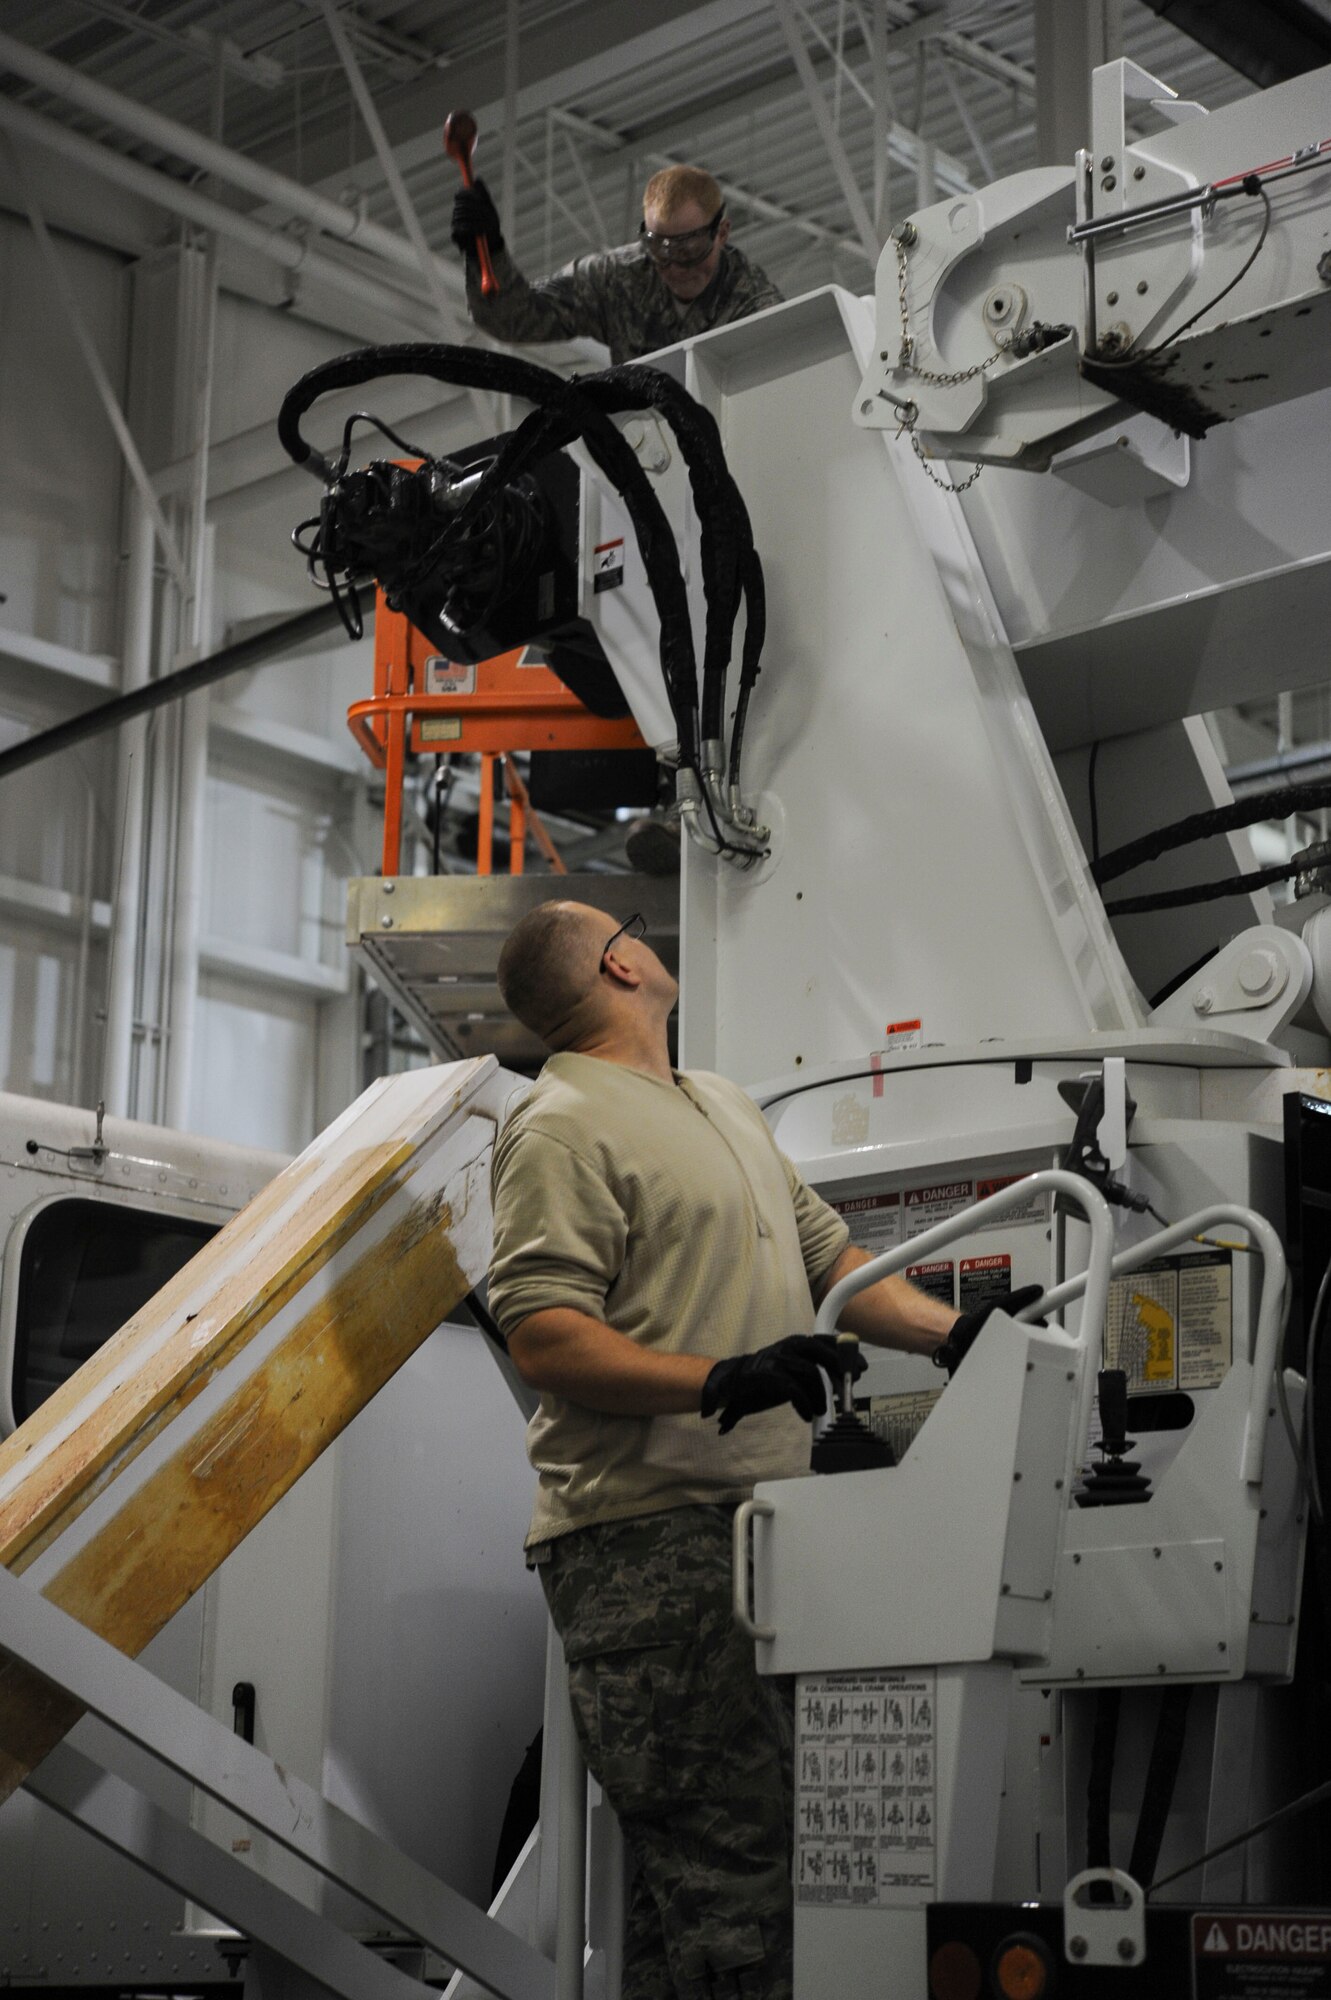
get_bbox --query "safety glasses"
[639,207,725,268]
[599,912,646,975]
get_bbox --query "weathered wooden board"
[0,1057,512,1804]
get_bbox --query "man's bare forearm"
[816,1245,956,1356]
[508,1306,713,1414]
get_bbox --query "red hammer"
[443,110,499,298]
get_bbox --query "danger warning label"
[903,1181,972,1240]
[906,1260,955,1308]
[959,1253,1012,1314]
[1193,1912,1331,1999]
[593,538,625,593]
[831,1190,901,1257]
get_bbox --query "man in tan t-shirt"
[488,901,978,2000]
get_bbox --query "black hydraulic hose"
[277,344,705,768]
[1104,855,1310,917]
[729,546,767,790]
[1128,1686,1192,1889]
[576,366,755,748]
[1086,1687,1121,1889]
[0,601,342,784]
[1093,775,1331,888]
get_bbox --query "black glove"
[931,1284,1045,1378]
[701,1334,866,1436]
[451,178,504,258]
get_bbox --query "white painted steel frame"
[0,1566,555,2000]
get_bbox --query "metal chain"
[890,233,998,494]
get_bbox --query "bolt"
[1219,1641,1227,1653]
[1076,1667,1085,1679]
[1215,1560,1223,1572]
[1137,280,1149,294]
[1100,155,1115,172]
[1133,164,1146,180]
[1055,1478,1064,1491]
[1195,987,1215,1015]
[1014,1470,1023,1482]
[382,879,395,893]
[1070,1934,1089,1958]
[1102,174,1117,192]
[380,913,394,929]
[895,221,918,248]
[1239,949,1278,997]
[1107,289,1119,305]
[1119,1938,1138,1962]
[1158,1663,1167,1674]
[1073,1553,1081,1564]
[1153,1547,1161,1558]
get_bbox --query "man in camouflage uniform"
[452,164,784,365]
[487,901,964,1999]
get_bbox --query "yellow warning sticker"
[1103,1251,1232,1394]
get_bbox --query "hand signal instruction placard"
[795,1671,937,1907]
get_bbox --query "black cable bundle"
[276,343,768,851]
[1091,773,1331,918]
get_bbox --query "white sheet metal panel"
[750,1317,1074,1677]
[657,288,1140,1085]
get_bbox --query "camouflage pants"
[538,1506,794,2000]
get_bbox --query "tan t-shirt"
[488,1053,850,1546]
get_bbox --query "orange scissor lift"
[348,593,648,877]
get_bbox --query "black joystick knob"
[1076,1368,1152,1507]
[811,1335,897,1474]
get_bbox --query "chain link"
[889,233,998,493]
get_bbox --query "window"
[12,1200,218,1424]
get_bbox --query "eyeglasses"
[639,207,725,268]
[599,912,646,975]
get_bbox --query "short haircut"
[643,165,724,224]
[496,902,600,1044]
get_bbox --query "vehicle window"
[12,1199,218,1424]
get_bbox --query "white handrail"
[1016,1203,1285,1486]
[817,1174,1285,1488]
[816,1169,1116,1474]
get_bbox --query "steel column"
[1034,0,1122,167]
[103,489,155,1120]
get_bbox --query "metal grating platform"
[347,873,680,1068]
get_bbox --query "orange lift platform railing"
[348,594,647,878]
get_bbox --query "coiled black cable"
[277,342,768,845]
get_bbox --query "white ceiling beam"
[259,0,782,192]
[938,50,995,179]
[547,104,872,258]
[772,0,882,261]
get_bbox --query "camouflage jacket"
[464,238,784,364]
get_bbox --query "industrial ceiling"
[0,2,1269,323]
